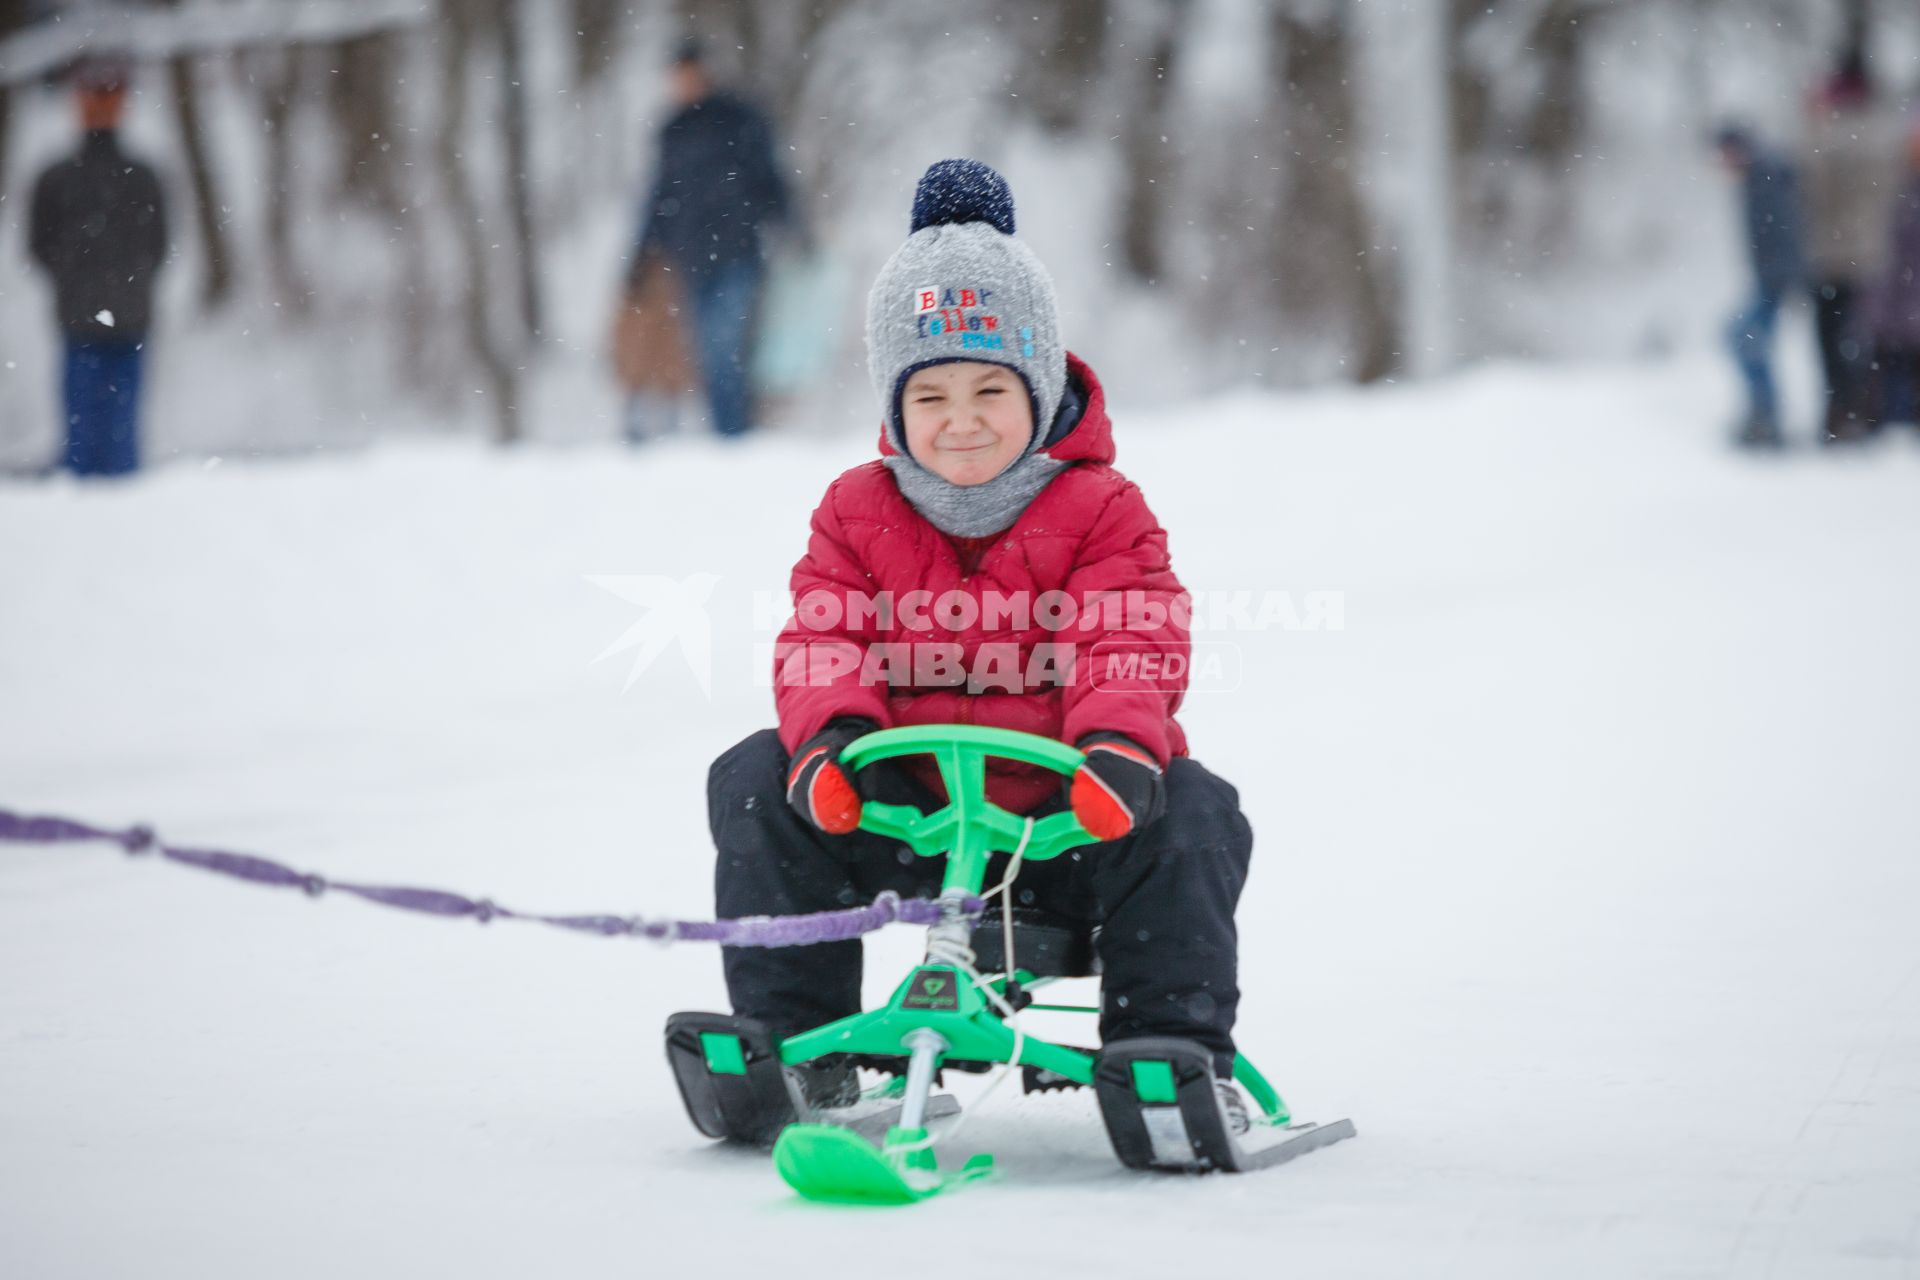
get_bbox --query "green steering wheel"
[842,725,1096,895]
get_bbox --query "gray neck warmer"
[884,449,1069,538]
[883,377,1084,538]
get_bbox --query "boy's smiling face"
[901,361,1035,487]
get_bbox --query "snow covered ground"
[3,355,1919,1279]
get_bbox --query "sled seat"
[969,907,1097,979]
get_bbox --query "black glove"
[785,718,880,835]
[1067,733,1166,841]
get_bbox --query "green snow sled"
[665,725,1355,1204]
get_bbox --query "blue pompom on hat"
[866,159,1064,451]
[909,159,1016,236]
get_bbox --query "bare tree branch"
[164,50,233,309]
[436,0,520,444]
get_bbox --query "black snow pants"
[709,729,1253,1075]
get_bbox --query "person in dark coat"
[28,61,169,477]
[1716,125,1806,449]
[1868,117,1920,428]
[1801,55,1898,443]
[626,40,791,439]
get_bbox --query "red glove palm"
[1068,734,1166,842]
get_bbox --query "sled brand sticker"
[902,967,961,1011]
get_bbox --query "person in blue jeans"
[28,60,168,478]
[626,39,792,439]
[61,345,145,475]
[1716,125,1806,449]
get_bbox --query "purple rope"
[0,807,977,946]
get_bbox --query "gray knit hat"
[866,160,1066,447]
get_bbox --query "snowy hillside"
[4,357,1919,1278]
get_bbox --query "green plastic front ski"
[773,1124,992,1205]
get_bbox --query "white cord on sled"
[889,818,1033,1155]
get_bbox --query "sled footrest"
[1094,1038,1357,1173]
[1095,1038,1239,1171]
[664,1012,796,1147]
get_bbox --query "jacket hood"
[875,351,1113,467]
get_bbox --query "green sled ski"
[773,1123,992,1205]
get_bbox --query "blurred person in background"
[1716,124,1805,450]
[1801,48,1896,445]
[27,58,169,478]
[1866,114,1920,431]
[623,38,791,440]
[612,255,697,442]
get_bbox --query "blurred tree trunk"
[252,48,311,318]
[0,0,24,199]
[1272,5,1398,383]
[1118,0,1186,285]
[165,53,234,309]
[0,79,11,206]
[1400,0,1454,374]
[1523,0,1590,157]
[1005,0,1111,135]
[437,0,520,444]
[1450,0,1607,252]
[316,29,435,381]
[728,0,847,124]
[499,0,542,340]
[1677,0,1714,138]
[1447,0,1488,161]
[1844,0,1868,61]
[571,0,623,87]
[1451,0,1600,160]
[325,32,404,213]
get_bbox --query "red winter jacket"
[774,355,1190,813]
